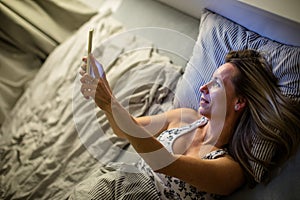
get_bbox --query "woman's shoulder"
[167,108,203,126]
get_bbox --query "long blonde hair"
[226,50,300,187]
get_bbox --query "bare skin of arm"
[80,55,245,195]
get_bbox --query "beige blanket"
[0,0,97,125]
[0,11,182,200]
[0,0,96,126]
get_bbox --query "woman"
[75,49,300,199]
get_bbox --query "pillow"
[246,31,300,102]
[173,9,300,185]
[174,9,300,109]
[244,27,300,185]
[173,9,248,109]
[245,31,300,184]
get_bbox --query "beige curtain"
[0,0,97,125]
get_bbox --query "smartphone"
[86,28,93,76]
[90,58,105,78]
[86,28,104,78]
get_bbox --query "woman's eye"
[210,80,221,88]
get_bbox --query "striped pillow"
[247,31,300,102]
[246,30,300,183]
[173,9,300,183]
[173,9,248,109]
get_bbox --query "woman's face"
[199,63,239,120]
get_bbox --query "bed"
[1,0,299,199]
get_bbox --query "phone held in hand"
[91,59,105,78]
[87,28,93,76]
[86,28,105,78]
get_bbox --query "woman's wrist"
[95,92,116,114]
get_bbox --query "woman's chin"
[198,107,209,117]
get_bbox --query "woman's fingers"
[81,89,95,99]
[80,55,106,80]
[81,83,98,91]
[79,56,87,76]
[81,63,87,70]
[79,69,85,76]
[80,82,98,99]
[82,56,87,63]
[80,73,99,99]
[79,56,112,109]
[80,73,95,84]
[80,64,87,76]
[81,85,96,99]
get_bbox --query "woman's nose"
[200,84,209,94]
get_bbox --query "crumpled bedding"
[0,0,97,126]
[0,10,182,200]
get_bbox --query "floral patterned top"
[137,116,227,200]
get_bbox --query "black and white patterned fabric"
[156,116,208,153]
[69,117,227,200]
[246,31,300,102]
[68,164,160,200]
[137,117,227,200]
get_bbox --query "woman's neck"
[203,117,236,149]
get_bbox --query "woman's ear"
[235,97,247,111]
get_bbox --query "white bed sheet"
[0,10,182,199]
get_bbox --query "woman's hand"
[80,54,114,112]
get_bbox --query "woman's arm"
[104,99,244,195]
[80,55,244,195]
[160,154,245,195]
[80,55,197,138]
[133,107,200,138]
